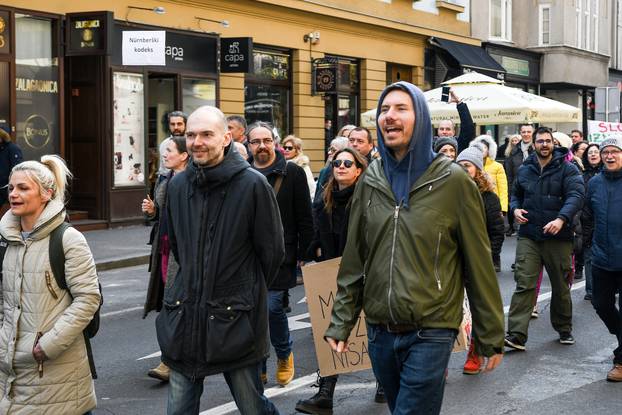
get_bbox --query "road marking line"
[199,372,319,415]
[503,280,585,314]
[297,296,307,304]
[289,312,311,331]
[101,306,143,318]
[137,351,161,361]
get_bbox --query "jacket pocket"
[156,302,185,361]
[204,296,256,364]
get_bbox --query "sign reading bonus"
[302,258,372,377]
[122,31,166,66]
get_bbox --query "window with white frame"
[490,0,512,40]
[539,4,551,46]
[576,0,599,51]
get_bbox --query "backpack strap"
[0,237,8,282]
[272,175,284,196]
[48,221,98,379]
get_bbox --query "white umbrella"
[361,72,581,127]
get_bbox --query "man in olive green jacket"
[325,81,504,415]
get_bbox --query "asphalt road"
[90,236,622,415]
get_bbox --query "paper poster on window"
[113,72,145,187]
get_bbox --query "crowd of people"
[0,80,621,415]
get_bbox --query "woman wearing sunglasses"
[296,147,374,414]
[282,135,316,199]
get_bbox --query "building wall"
[3,0,474,173]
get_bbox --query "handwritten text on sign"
[302,258,372,377]
[122,31,166,66]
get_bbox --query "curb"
[95,254,150,272]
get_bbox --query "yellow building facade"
[0,0,478,224]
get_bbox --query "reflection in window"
[14,14,60,161]
[182,78,216,115]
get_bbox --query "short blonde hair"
[11,155,73,203]
[282,135,303,151]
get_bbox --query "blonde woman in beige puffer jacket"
[0,155,100,415]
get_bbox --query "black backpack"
[0,222,103,379]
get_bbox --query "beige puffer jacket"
[0,199,100,414]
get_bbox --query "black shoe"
[295,373,337,415]
[504,335,526,351]
[511,263,516,270]
[559,332,575,345]
[505,230,515,237]
[584,293,592,301]
[574,268,584,280]
[374,383,386,404]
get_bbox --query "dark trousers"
[591,265,622,364]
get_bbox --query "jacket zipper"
[387,205,400,323]
[434,232,442,291]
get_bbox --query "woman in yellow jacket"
[0,155,100,414]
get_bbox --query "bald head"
[185,106,232,166]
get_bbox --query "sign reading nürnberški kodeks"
[588,120,622,144]
[122,31,166,66]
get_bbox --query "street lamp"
[195,16,230,30]
[125,5,166,22]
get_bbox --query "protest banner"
[587,120,622,144]
[302,258,371,377]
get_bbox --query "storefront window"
[113,72,145,187]
[245,49,291,139]
[14,14,59,161]
[182,78,216,115]
[323,56,359,152]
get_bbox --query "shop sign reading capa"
[166,45,184,62]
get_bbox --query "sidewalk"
[83,225,151,271]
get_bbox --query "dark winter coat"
[510,148,585,242]
[156,145,285,378]
[504,143,534,191]
[482,191,505,260]
[309,184,354,261]
[0,141,23,205]
[582,163,601,185]
[143,172,179,318]
[253,151,314,290]
[582,169,622,271]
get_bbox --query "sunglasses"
[283,145,295,151]
[332,159,355,168]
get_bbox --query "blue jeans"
[266,290,292,365]
[167,364,279,415]
[584,247,593,295]
[367,325,456,415]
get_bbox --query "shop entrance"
[147,73,177,192]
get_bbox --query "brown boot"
[276,352,295,386]
[148,361,170,382]
[607,363,622,382]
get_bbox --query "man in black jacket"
[157,106,284,415]
[505,127,584,351]
[248,121,314,387]
[504,124,534,236]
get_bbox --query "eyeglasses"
[535,139,553,145]
[283,145,295,151]
[602,149,622,157]
[332,159,355,168]
[249,138,274,146]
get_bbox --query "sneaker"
[276,352,295,386]
[147,361,170,382]
[504,335,526,351]
[374,383,386,403]
[559,332,575,345]
[607,363,622,382]
[584,293,592,301]
[531,306,539,319]
[463,343,484,375]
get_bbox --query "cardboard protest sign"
[453,292,472,352]
[302,258,372,377]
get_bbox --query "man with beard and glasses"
[248,121,314,387]
[505,127,584,351]
[157,106,284,414]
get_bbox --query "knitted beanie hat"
[456,144,485,171]
[434,136,458,153]
[599,136,622,152]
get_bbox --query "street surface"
[90,236,622,415]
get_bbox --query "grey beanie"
[457,145,485,171]
[434,136,458,153]
[599,136,622,152]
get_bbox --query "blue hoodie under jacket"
[375,81,435,209]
